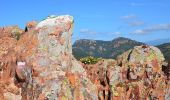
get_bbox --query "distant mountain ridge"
[146,38,170,46]
[157,43,170,61]
[72,37,144,59]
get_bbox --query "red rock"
[26,21,37,30]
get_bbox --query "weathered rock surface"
[83,45,169,100]
[0,15,169,100]
[0,15,97,100]
[27,15,97,100]
[114,45,166,99]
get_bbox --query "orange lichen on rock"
[38,93,46,100]
[16,29,38,59]
[26,21,37,30]
[66,72,76,86]
[0,26,23,38]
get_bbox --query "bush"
[15,32,21,40]
[12,29,21,41]
[80,56,102,64]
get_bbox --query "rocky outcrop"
[114,45,166,99]
[0,26,23,100]
[82,59,116,99]
[0,15,169,100]
[0,15,97,100]
[83,45,169,100]
[27,15,97,99]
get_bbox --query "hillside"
[157,43,170,61]
[72,37,144,59]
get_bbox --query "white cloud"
[80,29,89,33]
[130,2,166,7]
[128,21,144,26]
[130,24,170,34]
[130,3,145,6]
[120,14,137,20]
[80,29,122,36]
[131,29,146,34]
[113,32,121,35]
[120,14,145,27]
[80,29,97,34]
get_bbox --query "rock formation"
[82,45,169,100]
[113,45,166,99]
[0,15,169,100]
[0,15,97,100]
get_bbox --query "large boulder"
[0,15,98,100]
[107,45,166,99]
[19,15,98,99]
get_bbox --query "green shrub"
[15,32,21,40]
[12,29,21,41]
[80,56,102,64]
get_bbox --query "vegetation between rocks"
[80,56,102,64]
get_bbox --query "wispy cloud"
[130,3,146,7]
[80,29,97,34]
[130,2,167,7]
[130,24,170,34]
[120,14,137,20]
[128,21,145,27]
[80,28,121,36]
[112,32,121,35]
[120,14,145,27]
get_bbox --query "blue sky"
[1,0,170,43]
